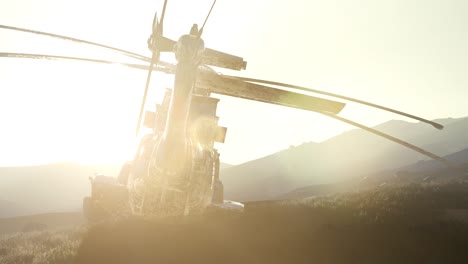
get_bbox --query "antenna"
[198,0,217,38]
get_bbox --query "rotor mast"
[152,25,206,174]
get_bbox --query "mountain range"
[0,162,233,218]
[1,116,467,217]
[278,147,468,200]
[221,116,468,201]
[0,163,120,218]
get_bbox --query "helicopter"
[0,0,452,220]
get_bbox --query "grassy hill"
[0,212,85,264]
[0,212,84,235]
[279,148,468,200]
[0,226,83,264]
[0,200,30,218]
[1,183,467,263]
[75,183,468,264]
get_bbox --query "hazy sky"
[0,0,467,166]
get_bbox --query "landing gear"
[211,152,224,204]
[82,175,129,222]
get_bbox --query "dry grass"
[0,227,84,264]
[2,183,468,263]
[76,183,468,264]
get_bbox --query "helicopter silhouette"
[0,0,451,219]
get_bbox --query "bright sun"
[0,53,173,166]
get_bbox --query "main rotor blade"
[136,0,169,136]
[0,25,247,70]
[0,52,145,70]
[0,50,451,167]
[0,25,151,62]
[227,76,444,130]
[136,51,161,136]
[320,112,452,167]
[1,54,338,114]
[196,71,345,114]
[159,0,169,33]
[0,52,175,74]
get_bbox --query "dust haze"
[1,0,468,263]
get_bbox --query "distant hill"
[0,212,84,235]
[2,117,467,216]
[221,117,468,201]
[359,148,468,188]
[279,147,468,200]
[400,147,468,173]
[0,163,121,217]
[220,162,233,170]
[0,200,31,218]
[0,162,234,218]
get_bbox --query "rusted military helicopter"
[0,0,450,220]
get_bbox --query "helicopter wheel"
[82,196,108,223]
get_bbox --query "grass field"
[76,183,468,264]
[0,228,83,264]
[1,183,468,264]
[0,212,84,236]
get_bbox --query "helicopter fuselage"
[84,32,232,219]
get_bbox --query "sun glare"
[0,51,174,166]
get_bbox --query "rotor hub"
[174,34,205,63]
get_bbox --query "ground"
[1,183,468,263]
